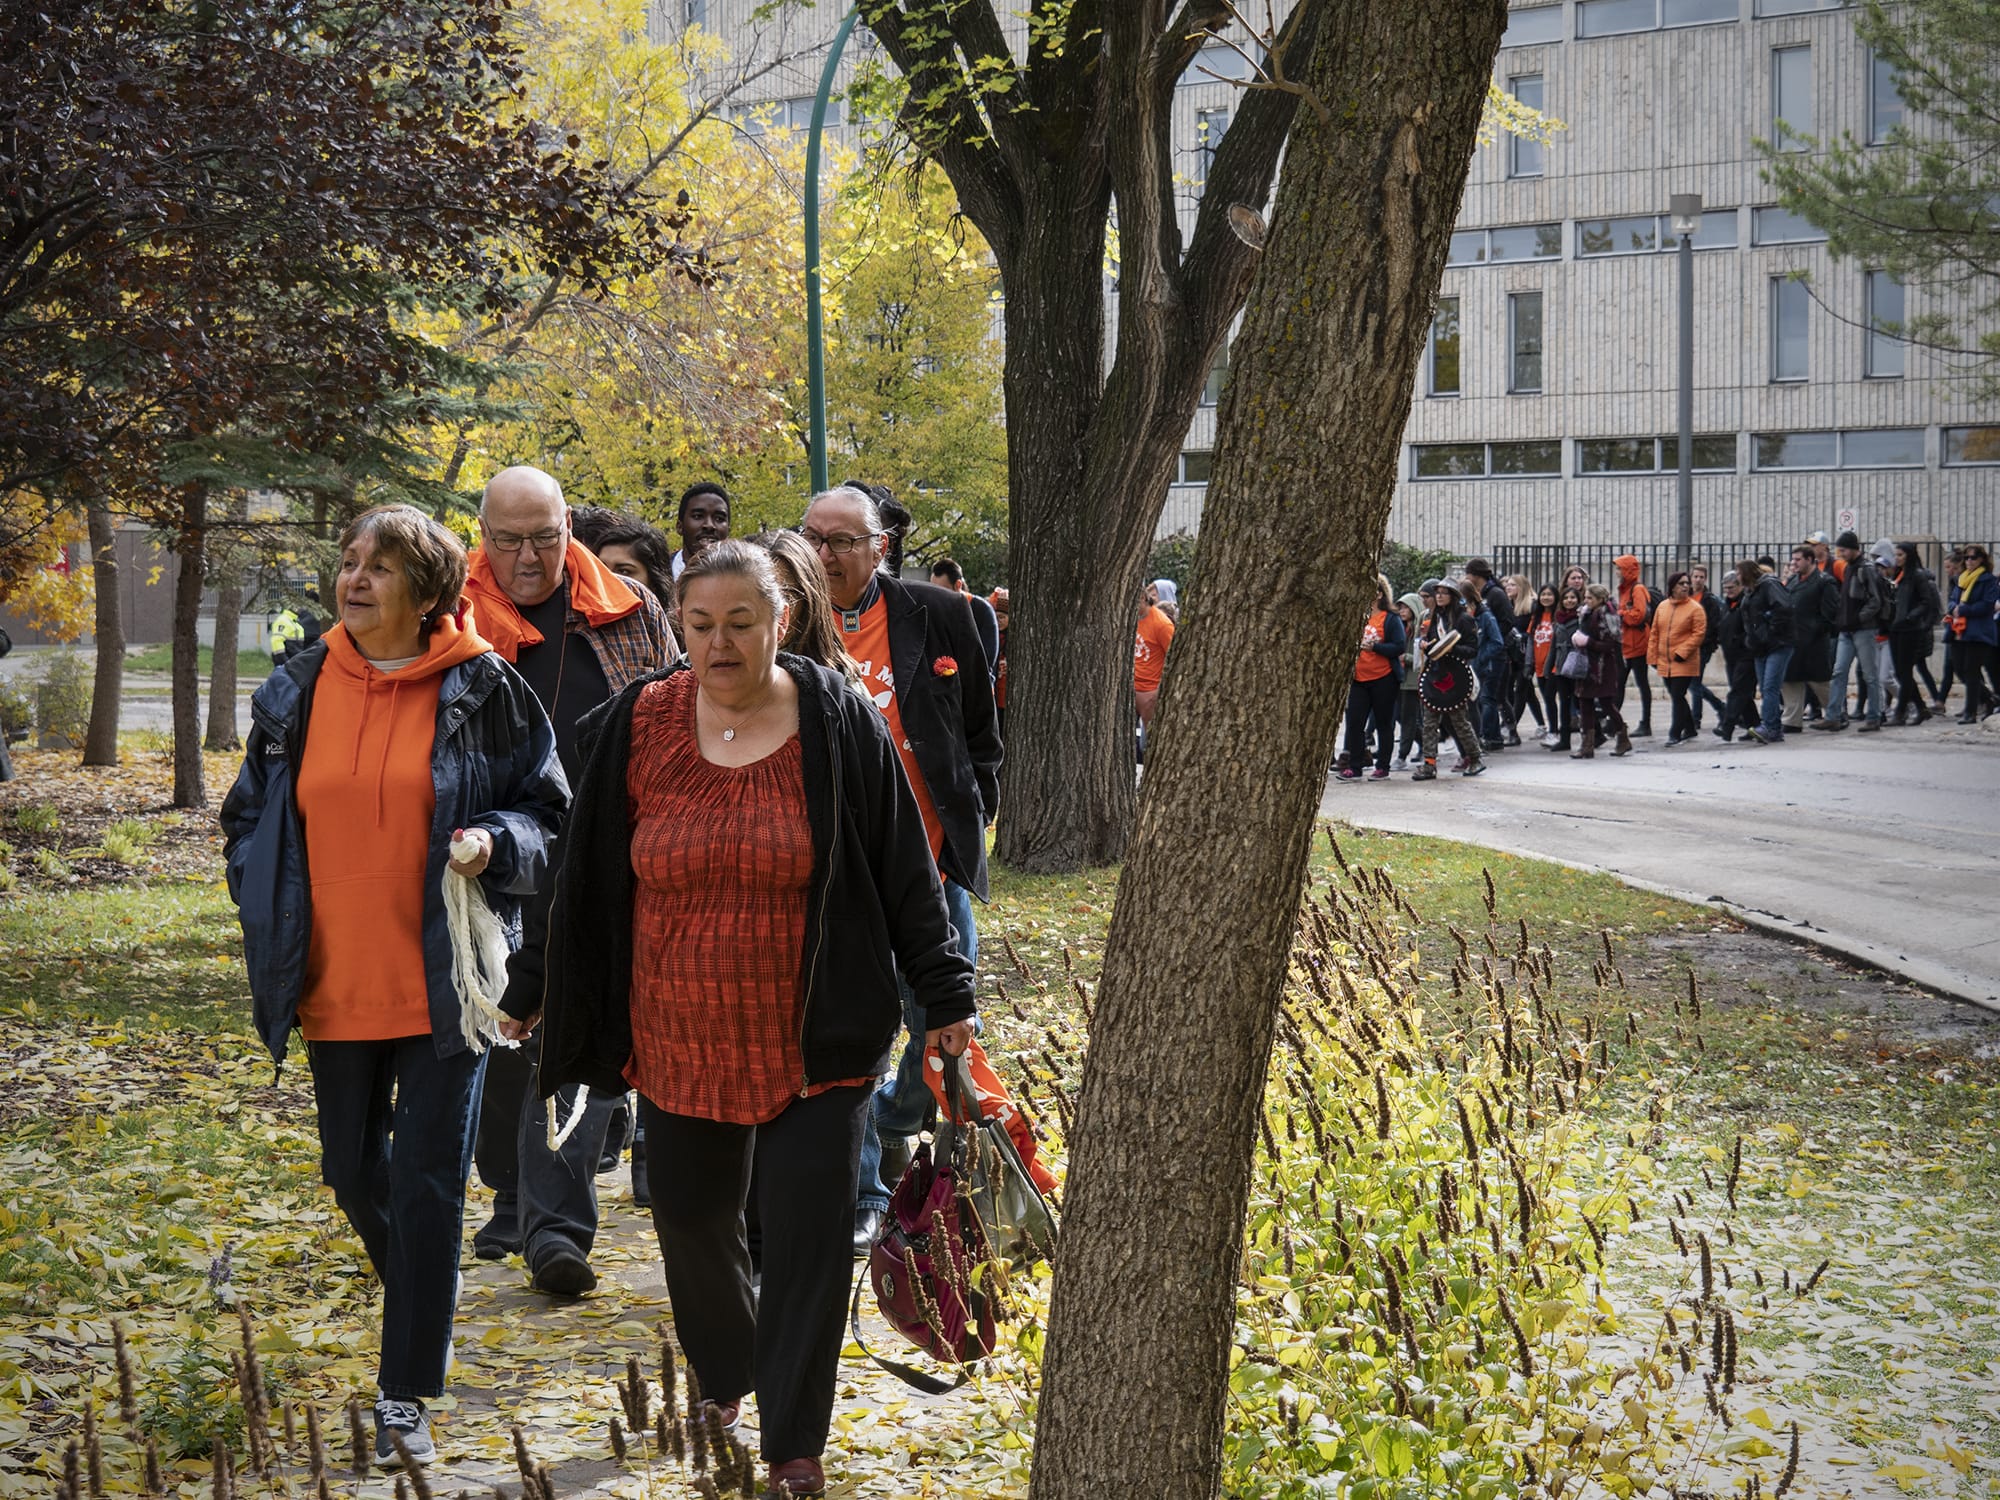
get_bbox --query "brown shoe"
[768,1458,825,1497]
[1569,743,1594,758]
[1611,730,1633,756]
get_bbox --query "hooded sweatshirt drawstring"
[344,669,409,829]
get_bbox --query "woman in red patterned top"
[515,541,973,1498]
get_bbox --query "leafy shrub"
[33,650,93,747]
[0,865,15,895]
[14,803,60,837]
[31,848,70,880]
[1147,529,1200,591]
[0,680,31,740]
[1380,542,1462,599]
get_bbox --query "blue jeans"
[856,877,977,1213]
[1828,630,1884,723]
[307,1037,486,1400]
[1754,649,1793,739]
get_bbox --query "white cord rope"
[444,831,517,1055]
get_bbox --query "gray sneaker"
[374,1399,434,1468]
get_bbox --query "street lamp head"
[1670,192,1703,238]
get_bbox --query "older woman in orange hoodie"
[1648,571,1709,744]
[222,506,566,1468]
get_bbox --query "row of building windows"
[1499,42,1898,183]
[1427,267,1905,396]
[1397,425,1997,482]
[1504,0,1857,48]
[1444,205,1826,266]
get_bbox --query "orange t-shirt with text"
[1355,610,1394,682]
[1133,606,1175,692]
[842,597,946,864]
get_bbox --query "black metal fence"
[1485,538,1955,594]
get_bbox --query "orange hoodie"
[295,614,491,1042]
[1615,554,1651,660]
[463,539,642,664]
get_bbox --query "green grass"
[124,644,273,678]
[1,821,1992,1496]
[0,880,247,1029]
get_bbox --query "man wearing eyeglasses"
[463,464,676,1298]
[800,485,1000,1251]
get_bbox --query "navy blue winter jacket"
[219,642,568,1066]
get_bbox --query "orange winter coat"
[1615,554,1652,660]
[1648,595,1706,679]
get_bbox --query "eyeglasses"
[486,527,566,554]
[800,528,880,557]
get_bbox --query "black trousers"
[474,1029,621,1267]
[1963,640,1999,717]
[641,1084,870,1464]
[1397,692,1421,761]
[1621,657,1652,727]
[1536,675,1573,743]
[307,1037,485,1400]
[1720,658,1758,735]
[1889,633,1930,719]
[1666,676,1695,740]
[1343,675,1399,772]
[1580,693,1627,745]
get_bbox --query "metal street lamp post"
[804,7,862,496]
[1670,192,1701,572]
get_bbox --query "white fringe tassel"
[547,1084,592,1152]
[444,833,517,1055]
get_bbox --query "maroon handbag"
[868,1138,998,1380]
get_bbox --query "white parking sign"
[1835,507,1859,535]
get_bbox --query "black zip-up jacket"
[1890,566,1941,635]
[871,573,1002,901]
[519,655,976,1099]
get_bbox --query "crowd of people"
[221,472,1010,1498]
[210,482,1990,1493]
[1333,531,1996,781]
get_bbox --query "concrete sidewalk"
[1321,716,2000,1009]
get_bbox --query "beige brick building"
[656,0,1998,565]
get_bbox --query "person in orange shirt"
[798,485,1000,1250]
[221,507,565,1467]
[1336,574,1408,780]
[1134,585,1176,752]
[1647,572,1710,743]
[1613,554,1656,737]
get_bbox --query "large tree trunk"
[82,505,123,766]
[171,489,207,808]
[952,2,1313,873]
[1028,3,1507,1495]
[204,493,245,752]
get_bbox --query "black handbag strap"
[848,1263,968,1396]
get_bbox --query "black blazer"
[878,574,1003,900]
[517,655,976,1098]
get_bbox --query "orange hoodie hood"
[317,613,491,828]
[464,539,642,663]
[1614,554,1641,586]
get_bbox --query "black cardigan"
[517,654,977,1098]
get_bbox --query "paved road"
[1321,716,2000,1008]
[0,644,259,735]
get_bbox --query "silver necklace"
[702,683,775,743]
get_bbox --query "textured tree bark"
[82,506,123,767]
[865,0,1314,873]
[1027,3,1506,1494]
[171,490,207,808]
[204,494,245,753]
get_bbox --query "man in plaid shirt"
[464,464,676,1297]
